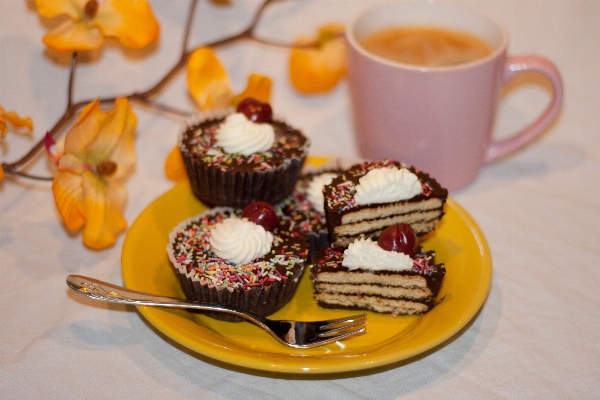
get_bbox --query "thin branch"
[182,0,199,54]
[5,0,295,179]
[130,96,194,119]
[5,104,80,169]
[1,164,54,181]
[67,53,78,107]
[248,37,315,49]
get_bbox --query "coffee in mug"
[360,26,493,67]
[346,1,563,191]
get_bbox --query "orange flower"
[0,105,33,139]
[186,47,272,111]
[1,106,34,181]
[230,74,272,107]
[186,47,233,110]
[34,0,160,53]
[289,24,347,94]
[52,98,137,249]
[164,144,187,183]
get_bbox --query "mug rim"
[346,0,509,72]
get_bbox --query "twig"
[67,53,78,108]
[1,164,54,181]
[4,0,291,179]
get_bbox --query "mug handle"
[484,55,563,163]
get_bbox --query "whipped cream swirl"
[215,113,275,155]
[354,166,421,205]
[342,238,413,271]
[209,217,274,264]
[307,172,337,213]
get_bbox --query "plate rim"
[122,181,492,375]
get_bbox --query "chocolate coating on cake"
[167,208,309,321]
[179,115,310,208]
[323,160,448,247]
[180,117,309,171]
[310,246,446,315]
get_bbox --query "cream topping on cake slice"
[342,237,413,271]
[354,166,421,205]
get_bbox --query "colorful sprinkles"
[170,210,308,290]
[324,160,432,213]
[183,118,309,170]
[275,172,333,234]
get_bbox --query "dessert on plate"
[310,224,446,316]
[178,98,310,208]
[167,202,309,321]
[276,170,340,260]
[323,159,448,248]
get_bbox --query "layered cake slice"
[323,160,448,248]
[311,224,446,316]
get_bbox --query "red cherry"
[242,201,278,232]
[236,98,273,123]
[377,224,418,256]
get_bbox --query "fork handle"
[66,274,263,323]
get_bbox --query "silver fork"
[66,275,366,349]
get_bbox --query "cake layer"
[323,160,448,249]
[310,247,446,316]
[313,282,433,301]
[315,293,430,315]
[312,270,429,288]
[340,197,445,224]
[333,207,444,248]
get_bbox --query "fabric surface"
[1,1,599,398]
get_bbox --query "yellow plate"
[122,181,491,375]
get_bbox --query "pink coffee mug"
[346,1,563,191]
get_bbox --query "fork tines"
[318,313,367,338]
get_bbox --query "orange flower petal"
[79,171,128,250]
[0,106,34,138]
[95,0,160,49]
[57,153,88,175]
[91,98,137,179]
[0,165,4,181]
[187,47,233,110]
[164,145,188,182]
[1,111,33,132]
[63,99,103,159]
[231,73,272,106]
[52,169,86,232]
[62,98,136,177]
[0,117,7,139]
[289,24,347,94]
[42,19,104,53]
[34,0,85,19]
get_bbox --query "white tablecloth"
[1,1,599,398]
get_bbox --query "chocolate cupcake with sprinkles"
[178,98,310,208]
[167,202,309,322]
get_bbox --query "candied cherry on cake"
[377,223,418,256]
[242,201,278,232]
[236,98,273,123]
